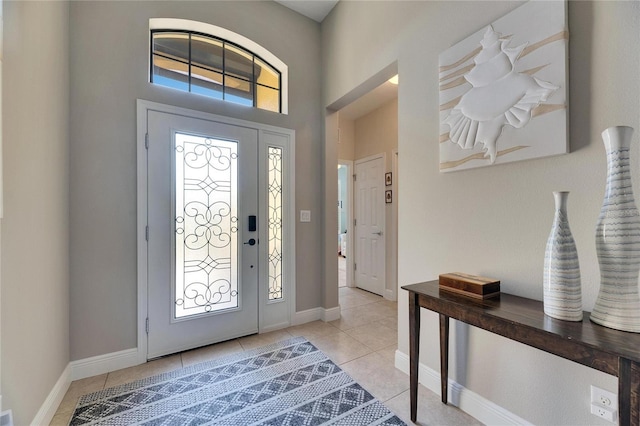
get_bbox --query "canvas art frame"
[438,0,569,172]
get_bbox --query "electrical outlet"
[591,386,617,408]
[590,386,618,423]
[590,404,616,423]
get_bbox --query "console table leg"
[440,314,450,404]
[619,358,631,426]
[409,292,421,423]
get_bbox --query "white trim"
[31,365,71,426]
[388,149,399,302]
[148,18,288,115]
[292,306,341,326]
[322,306,341,322]
[337,159,354,288]
[291,308,323,326]
[70,348,140,381]
[384,289,395,300]
[137,99,296,361]
[394,350,533,425]
[136,101,149,365]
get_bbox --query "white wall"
[68,1,325,361]
[1,1,70,424]
[322,1,639,424]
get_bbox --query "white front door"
[147,110,259,359]
[354,155,385,296]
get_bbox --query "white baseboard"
[322,306,341,322]
[31,364,71,426]
[384,288,396,301]
[394,350,533,425]
[292,307,322,325]
[292,306,341,325]
[70,348,140,381]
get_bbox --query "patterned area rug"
[70,337,406,425]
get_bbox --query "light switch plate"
[300,210,311,222]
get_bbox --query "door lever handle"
[372,231,383,236]
[243,238,257,246]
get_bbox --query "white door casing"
[137,100,295,362]
[354,154,386,296]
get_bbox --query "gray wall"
[322,1,639,424]
[1,1,70,424]
[69,1,323,360]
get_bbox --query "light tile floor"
[50,287,482,425]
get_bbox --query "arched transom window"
[149,19,288,114]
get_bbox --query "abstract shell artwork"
[439,0,568,172]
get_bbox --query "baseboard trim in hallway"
[70,348,141,382]
[292,306,341,325]
[394,349,532,425]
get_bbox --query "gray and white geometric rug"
[69,337,406,425]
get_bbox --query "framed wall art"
[385,172,392,186]
[439,0,569,172]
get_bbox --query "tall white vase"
[591,126,640,333]
[543,191,582,321]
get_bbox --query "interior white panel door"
[354,155,385,296]
[147,110,259,359]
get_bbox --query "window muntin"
[151,30,282,113]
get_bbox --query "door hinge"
[354,218,357,227]
[353,174,357,181]
[145,226,149,241]
[354,263,357,271]
[146,318,149,334]
[145,133,149,149]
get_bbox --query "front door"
[147,110,259,359]
[354,155,386,296]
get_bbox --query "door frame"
[136,99,296,364]
[337,159,354,288]
[353,152,386,296]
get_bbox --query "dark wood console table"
[402,280,640,425]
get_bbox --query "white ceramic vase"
[543,191,583,321]
[591,126,640,333]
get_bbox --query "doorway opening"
[329,65,399,302]
[337,161,352,288]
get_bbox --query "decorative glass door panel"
[174,133,239,318]
[147,111,258,359]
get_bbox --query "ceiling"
[274,0,339,22]
[339,80,398,121]
[275,0,398,121]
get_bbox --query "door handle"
[243,238,257,246]
[372,231,383,236]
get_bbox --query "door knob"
[244,238,257,246]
